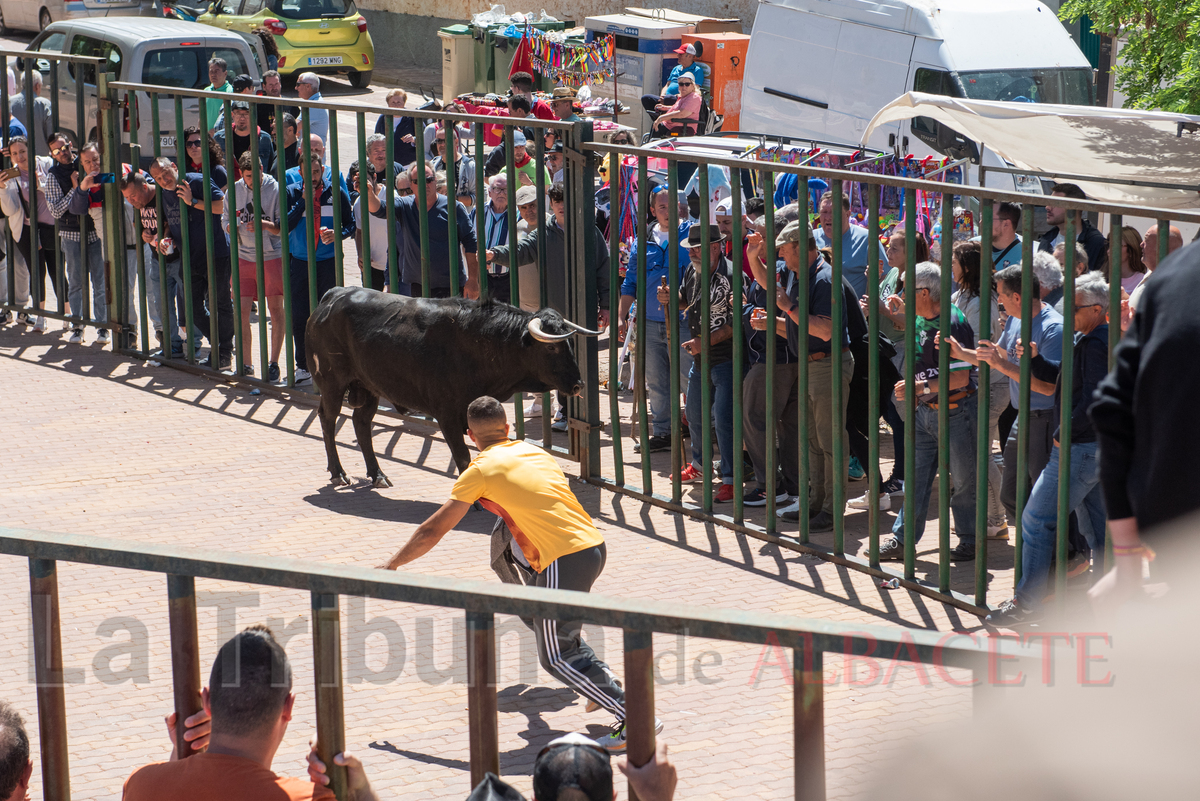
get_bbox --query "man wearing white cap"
[641,42,705,121]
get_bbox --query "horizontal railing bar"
[979,162,1200,192]
[0,527,1033,668]
[585,141,1200,222]
[109,81,578,129]
[0,48,106,64]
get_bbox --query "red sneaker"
[673,464,703,483]
[715,483,734,503]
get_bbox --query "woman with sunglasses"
[652,74,701,136]
[181,126,227,191]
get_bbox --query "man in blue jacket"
[285,151,354,384]
[616,186,691,453]
[986,274,1110,627]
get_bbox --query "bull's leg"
[352,395,392,489]
[437,413,474,475]
[317,384,351,486]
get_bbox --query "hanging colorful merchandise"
[526,27,615,87]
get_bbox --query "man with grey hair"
[10,70,52,155]
[0,700,31,801]
[1033,250,1065,308]
[294,72,329,145]
[346,132,402,204]
[877,261,979,561]
[987,274,1110,626]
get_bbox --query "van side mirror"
[935,122,980,164]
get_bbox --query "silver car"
[26,17,266,161]
[0,0,157,36]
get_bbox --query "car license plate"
[160,135,175,150]
[307,56,343,66]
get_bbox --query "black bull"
[305,286,601,486]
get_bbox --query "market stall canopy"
[863,92,1200,210]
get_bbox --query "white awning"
[863,92,1200,210]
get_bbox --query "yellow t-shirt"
[450,439,603,572]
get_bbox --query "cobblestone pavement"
[0,324,1003,801]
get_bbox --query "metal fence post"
[466,610,499,787]
[312,592,347,800]
[975,200,995,606]
[167,574,202,759]
[794,640,825,801]
[29,558,71,801]
[937,195,953,591]
[623,629,655,801]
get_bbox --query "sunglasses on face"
[50,145,71,156]
[425,176,436,183]
[186,140,202,149]
[397,188,413,196]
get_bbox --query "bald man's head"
[1144,225,1184,270]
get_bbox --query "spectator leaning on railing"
[44,132,108,346]
[213,99,276,183]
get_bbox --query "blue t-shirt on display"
[992,235,1023,272]
[996,302,1063,411]
[664,63,705,96]
[814,224,879,299]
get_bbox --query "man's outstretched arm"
[379,499,472,569]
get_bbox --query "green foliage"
[1060,0,1200,113]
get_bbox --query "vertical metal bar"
[383,115,397,293]
[301,109,318,311]
[466,610,499,786]
[311,592,346,801]
[635,157,651,493]
[128,90,150,354]
[975,200,994,606]
[329,109,344,287]
[699,168,713,512]
[250,105,268,374]
[1156,218,1169,266]
[1,56,10,313]
[731,170,746,523]
[474,126,487,301]
[66,65,80,321]
[1014,210,1035,588]
[793,642,825,801]
[99,71,124,344]
[1055,210,1077,608]
[608,149,625,487]
[355,113,372,290]
[1108,215,1122,364]
[274,103,295,386]
[577,121,603,478]
[902,191,917,579]
[937,195,953,592]
[27,65,41,315]
[536,126,551,438]
[223,97,243,375]
[152,96,172,362]
[866,184,881,567]
[830,179,846,554]
[166,574,202,759]
[174,95,196,364]
[199,96,219,368]
[446,124,460,298]
[29,558,70,801]
[502,125,524,440]
[414,119,431,297]
[623,630,656,801]
[666,169,682,503]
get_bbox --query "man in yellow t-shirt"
[380,396,643,751]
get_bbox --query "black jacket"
[488,220,610,315]
[1091,240,1200,533]
[1037,217,1107,273]
[1030,324,1108,444]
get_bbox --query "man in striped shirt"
[479,173,510,303]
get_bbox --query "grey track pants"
[522,543,626,720]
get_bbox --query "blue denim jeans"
[685,359,738,482]
[155,260,203,354]
[64,237,106,327]
[1016,442,1106,609]
[643,319,693,437]
[892,393,978,544]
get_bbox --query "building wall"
[359,0,760,74]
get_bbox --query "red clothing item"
[461,101,510,147]
[532,99,557,121]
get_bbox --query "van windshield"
[267,0,356,19]
[956,68,1094,106]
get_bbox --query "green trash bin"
[470,24,497,95]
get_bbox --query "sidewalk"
[1,326,986,800]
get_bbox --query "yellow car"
[198,0,375,87]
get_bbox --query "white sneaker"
[33,316,46,332]
[526,400,542,416]
[68,328,83,344]
[848,491,891,511]
[776,498,800,518]
[294,368,312,384]
[0,310,10,325]
[594,717,664,753]
[95,329,110,345]
[17,311,33,326]
[62,319,71,330]
[987,524,1010,540]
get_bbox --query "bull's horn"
[561,319,605,336]
[527,317,574,342]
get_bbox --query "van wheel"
[39,7,52,30]
[349,70,372,89]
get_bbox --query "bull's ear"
[521,328,536,347]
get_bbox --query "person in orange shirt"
[122,625,379,801]
[380,395,659,752]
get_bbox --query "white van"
[740,0,1095,188]
[0,0,156,35]
[26,17,265,161]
